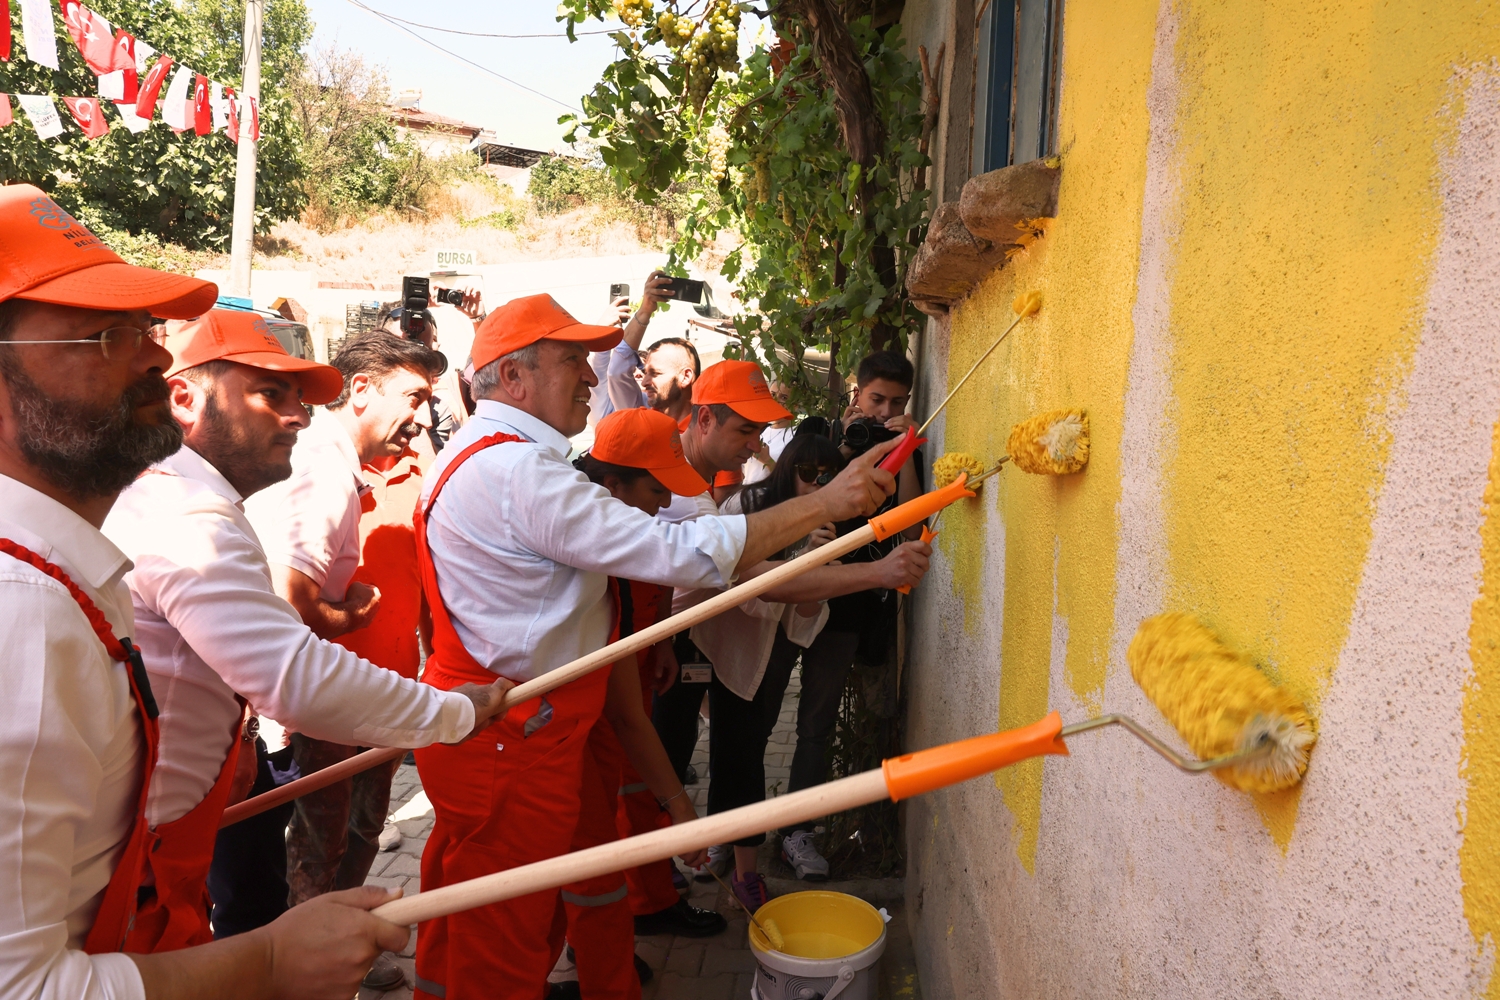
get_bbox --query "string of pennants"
[0,0,260,142]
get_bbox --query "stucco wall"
[903,1,1500,996]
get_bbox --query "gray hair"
[469,344,541,400]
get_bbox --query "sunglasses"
[794,463,836,485]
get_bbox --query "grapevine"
[614,0,652,28]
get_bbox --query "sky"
[303,0,629,152]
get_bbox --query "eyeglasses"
[7,324,167,360]
[794,463,836,485]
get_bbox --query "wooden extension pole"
[220,524,881,829]
[373,770,892,926]
[369,712,1071,926]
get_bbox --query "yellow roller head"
[932,451,985,490]
[1007,409,1089,475]
[1127,612,1315,793]
[1012,290,1043,316]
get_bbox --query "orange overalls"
[411,433,628,1000]
[0,540,179,955]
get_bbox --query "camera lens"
[844,421,871,449]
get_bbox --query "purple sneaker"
[731,870,771,914]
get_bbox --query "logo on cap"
[30,197,81,232]
[746,367,770,395]
[251,317,280,349]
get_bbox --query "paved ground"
[358,669,919,1000]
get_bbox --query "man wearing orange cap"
[410,293,903,1000]
[651,360,932,906]
[0,185,409,999]
[553,407,721,998]
[101,311,514,973]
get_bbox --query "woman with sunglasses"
[688,429,909,910]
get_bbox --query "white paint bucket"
[747,891,888,1000]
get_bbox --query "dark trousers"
[286,733,400,906]
[706,628,802,847]
[208,739,295,938]
[781,629,860,835]
[652,634,710,782]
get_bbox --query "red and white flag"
[0,95,12,128]
[113,100,151,134]
[247,95,260,141]
[135,53,172,119]
[63,2,119,76]
[1,0,12,62]
[98,31,137,102]
[193,73,211,134]
[63,96,110,138]
[225,86,238,143]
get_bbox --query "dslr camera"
[842,417,900,455]
[399,276,466,339]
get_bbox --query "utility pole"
[227,0,263,298]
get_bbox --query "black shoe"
[635,953,653,985]
[683,764,698,785]
[633,898,728,938]
[547,983,581,1000]
[403,751,416,766]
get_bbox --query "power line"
[340,0,587,112]
[354,7,619,39]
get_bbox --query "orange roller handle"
[870,474,976,542]
[876,427,928,474]
[882,711,1069,801]
[896,524,940,596]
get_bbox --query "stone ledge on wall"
[906,157,1061,316]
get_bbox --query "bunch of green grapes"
[681,0,740,105]
[614,0,652,28]
[656,9,694,47]
[705,125,730,181]
[750,155,770,204]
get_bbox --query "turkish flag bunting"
[193,73,211,134]
[225,86,239,143]
[63,96,110,138]
[63,2,120,76]
[1,0,11,62]
[248,95,260,141]
[109,30,135,73]
[135,54,172,119]
[0,95,12,128]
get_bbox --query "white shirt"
[104,448,475,827]
[422,400,746,682]
[673,491,828,699]
[742,425,797,485]
[243,409,363,601]
[0,475,147,1000]
[587,341,648,424]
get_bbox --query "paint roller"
[365,612,1315,930]
[895,409,1088,594]
[876,291,1045,476]
[219,475,982,828]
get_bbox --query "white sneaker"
[781,830,829,881]
[378,820,402,852]
[692,843,733,882]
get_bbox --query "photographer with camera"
[376,278,483,451]
[588,270,680,422]
[776,350,924,881]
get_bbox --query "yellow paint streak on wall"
[1464,419,1500,997]
[938,0,1158,871]
[1159,1,1497,849]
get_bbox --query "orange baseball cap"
[591,408,709,497]
[0,184,217,317]
[164,310,346,405]
[691,360,791,423]
[471,293,622,371]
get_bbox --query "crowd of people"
[0,181,932,1000]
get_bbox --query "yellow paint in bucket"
[748,891,885,958]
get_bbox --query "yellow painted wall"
[920,0,1500,987]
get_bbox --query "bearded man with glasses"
[0,183,433,1000]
